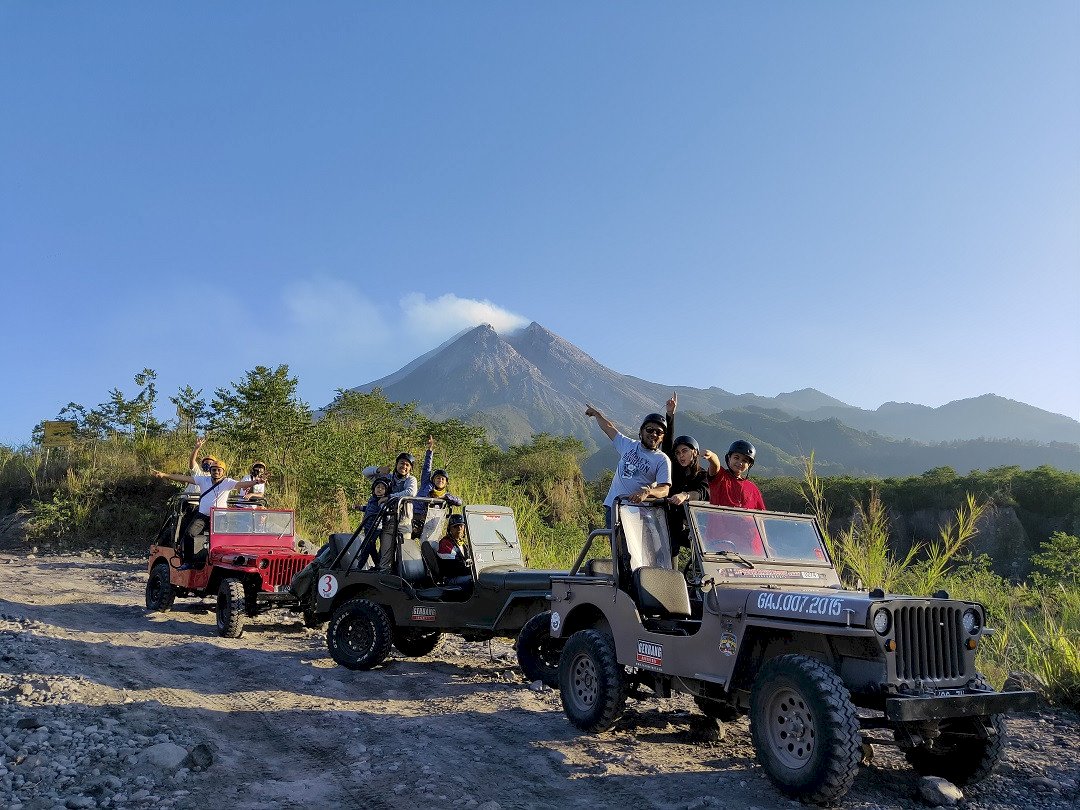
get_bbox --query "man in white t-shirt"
[150,462,264,569]
[585,404,672,528]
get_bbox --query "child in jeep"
[702,440,766,511]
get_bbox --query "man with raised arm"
[585,404,672,529]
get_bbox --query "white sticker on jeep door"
[318,574,339,599]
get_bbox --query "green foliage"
[1032,532,1080,588]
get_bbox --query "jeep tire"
[392,627,442,658]
[516,611,562,688]
[327,598,393,670]
[145,562,175,612]
[559,629,627,733]
[216,578,246,638]
[750,654,861,804]
[901,676,1007,785]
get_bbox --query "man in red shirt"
[702,440,766,511]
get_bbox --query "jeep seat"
[633,566,691,618]
[417,541,473,600]
[583,558,614,577]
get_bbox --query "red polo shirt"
[708,467,766,510]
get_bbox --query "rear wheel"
[516,611,563,688]
[216,578,246,638]
[145,562,175,612]
[326,598,393,670]
[559,629,626,732]
[750,654,861,804]
[392,627,442,657]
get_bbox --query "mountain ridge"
[349,322,1080,476]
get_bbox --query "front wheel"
[216,578,246,638]
[326,598,393,670]
[559,629,626,732]
[145,562,175,612]
[516,611,563,688]
[749,654,861,804]
[393,627,442,657]
[900,676,1007,785]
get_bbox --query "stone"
[528,680,544,692]
[182,743,214,770]
[15,717,43,730]
[917,776,963,807]
[138,743,189,770]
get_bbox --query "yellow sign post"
[42,420,77,448]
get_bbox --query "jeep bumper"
[885,689,1039,721]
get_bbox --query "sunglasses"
[642,427,665,435]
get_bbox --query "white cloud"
[400,293,529,340]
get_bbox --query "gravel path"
[0,551,1076,809]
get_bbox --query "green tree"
[211,365,312,466]
[169,385,211,434]
[1032,532,1080,587]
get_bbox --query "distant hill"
[350,322,1080,477]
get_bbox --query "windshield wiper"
[707,549,756,569]
[495,529,515,549]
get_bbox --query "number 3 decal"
[318,574,339,598]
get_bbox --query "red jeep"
[145,496,314,637]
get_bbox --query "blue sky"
[2,2,1078,446]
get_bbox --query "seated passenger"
[234,461,268,508]
[702,440,766,511]
[435,514,471,580]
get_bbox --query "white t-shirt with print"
[603,432,672,508]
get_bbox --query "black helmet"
[371,476,393,496]
[672,435,699,453]
[725,440,756,467]
[448,513,465,528]
[395,452,415,466]
[639,412,667,433]
[432,468,449,483]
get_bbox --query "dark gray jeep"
[291,499,565,685]
[549,499,1037,804]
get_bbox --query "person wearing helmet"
[436,513,471,579]
[183,435,218,496]
[660,392,710,556]
[415,435,463,530]
[150,460,266,569]
[585,402,672,528]
[702,439,766,511]
[235,461,268,508]
[362,451,419,573]
[351,476,393,569]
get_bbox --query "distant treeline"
[1,366,1077,567]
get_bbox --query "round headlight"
[873,608,891,635]
[962,608,981,635]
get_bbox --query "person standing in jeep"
[660,392,709,557]
[585,404,672,528]
[702,440,765,510]
[362,452,418,573]
[150,462,265,569]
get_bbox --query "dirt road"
[1,551,1076,809]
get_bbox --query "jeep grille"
[265,556,312,589]
[894,605,967,682]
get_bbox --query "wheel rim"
[538,639,561,669]
[763,686,817,770]
[341,614,375,658]
[148,578,161,604]
[568,652,598,710]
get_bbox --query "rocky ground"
[0,550,1077,810]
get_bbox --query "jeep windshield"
[212,509,294,537]
[689,505,829,564]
